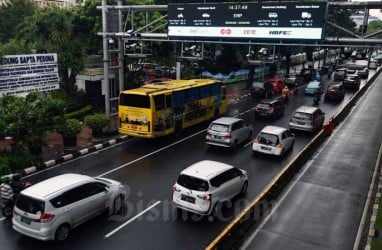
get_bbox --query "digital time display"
[168,2,327,40]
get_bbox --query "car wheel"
[240,181,248,195]
[113,194,124,214]
[212,201,224,218]
[55,224,70,242]
[247,131,252,142]
[232,140,238,150]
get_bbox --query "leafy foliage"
[55,118,83,137]
[0,92,66,157]
[84,113,110,134]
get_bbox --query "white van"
[12,173,126,241]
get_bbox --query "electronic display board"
[168,2,327,40]
[0,53,59,97]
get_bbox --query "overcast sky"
[353,0,382,20]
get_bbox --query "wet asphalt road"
[242,68,382,250]
[0,67,374,250]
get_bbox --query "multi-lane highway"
[0,65,374,249]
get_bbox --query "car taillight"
[206,131,211,136]
[224,134,231,139]
[269,108,275,113]
[254,138,259,143]
[255,107,259,111]
[39,213,55,223]
[173,184,180,192]
[203,194,212,201]
[276,144,282,148]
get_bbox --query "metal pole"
[102,0,110,116]
[118,0,124,92]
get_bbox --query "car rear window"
[177,174,209,191]
[209,123,229,132]
[294,112,312,120]
[257,103,271,109]
[257,133,279,146]
[15,194,45,215]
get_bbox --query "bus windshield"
[119,93,150,108]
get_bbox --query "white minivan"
[12,173,126,241]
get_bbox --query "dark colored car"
[250,81,265,98]
[334,68,346,81]
[300,68,316,82]
[343,73,361,90]
[254,99,285,120]
[285,73,300,88]
[357,67,369,79]
[324,82,345,102]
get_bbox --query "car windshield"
[210,123,229,132]
[15,194,45,215]
[257,133,279,146]
[307,82,319,88]
[177,174,209,191]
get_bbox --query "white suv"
[12,173,126,241]
[205,117,253,149]
[252,126,295,157]
[289,106,325,132]
[172,160,248,216]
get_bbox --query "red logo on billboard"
[243,30,256,35]
[220,29,232,35]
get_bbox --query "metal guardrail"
[205,67,382,250]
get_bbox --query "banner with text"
[0,53,60,97]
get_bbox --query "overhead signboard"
[168,2,327,40]
[0,53,60,97]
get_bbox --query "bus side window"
[221,86,226,100]
[154,95,165,111]
[166,94,172,108]
[210,84,219,96]
[200,86,209,99]
[173,91,184,107]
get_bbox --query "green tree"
[367,20,382,38]
[16,7,86,94]
[0,0,37,44]
[0,92,66,155]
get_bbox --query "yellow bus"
[118,79,227,138]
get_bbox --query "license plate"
[214,135,221,139]
[21,216,31,225]
[181,195,195,203]
[297,121,305,125]
[261,146,271,151]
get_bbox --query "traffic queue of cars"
[8,61,374,241]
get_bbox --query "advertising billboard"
[0,53,60,96]
[168,2,327,40]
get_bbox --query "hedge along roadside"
[205,67,382,250]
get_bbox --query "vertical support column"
[118,0,124,92]
[102,0,110,117]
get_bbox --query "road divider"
[205,67,382,250]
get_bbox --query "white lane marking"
[0,217,6,221]
[98,129,207,177]
[104,200,162,238]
